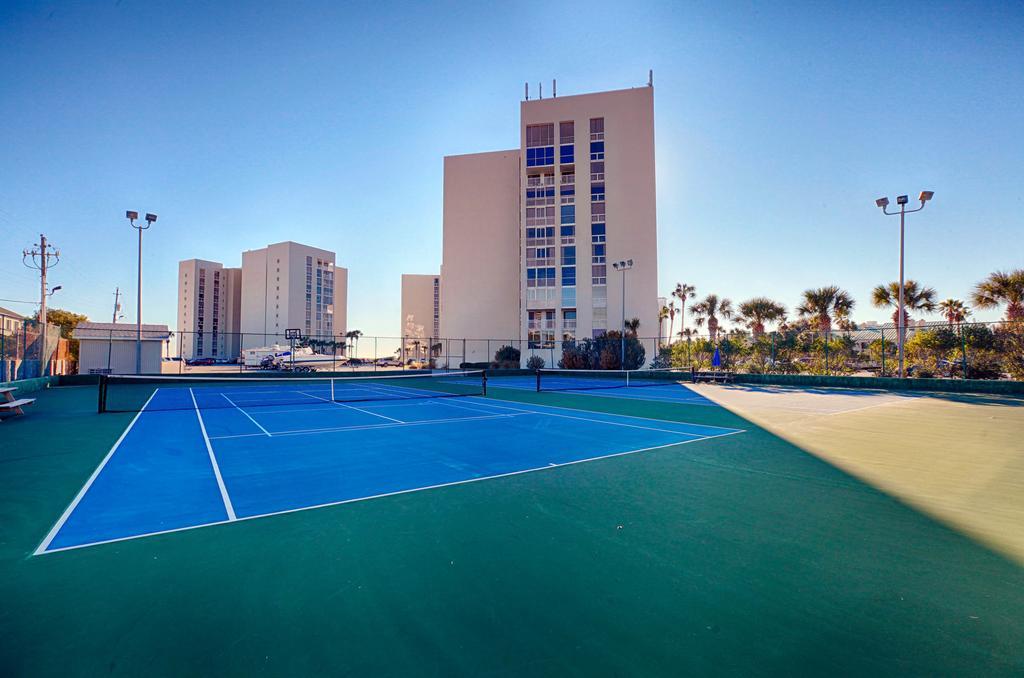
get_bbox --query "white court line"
[220,393,272,436]
[208,412,529,440]
[823,397,913,417]
[450,397,735,438]
[36,428,744,555]
[190,388,237,521]
[298,391,406,424]
[33,389,161,555]
[467,395,743,432]
[486,379,719,406]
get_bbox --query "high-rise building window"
[589,118,604,141]
[528,309,555,349]
[562,309,577,342]
[560,144,574,165]
[560,121,574,144]
[561,245,576,266]
[527,123,555,147]
[526,123,555,167]
[527,267,556,288]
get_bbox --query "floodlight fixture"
[919,191,934,203]
[126,210,138,220]
[896,195,909,205]
[875,197,889,208]
[145,213,158,224]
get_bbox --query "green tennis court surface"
[2,380,1023,676]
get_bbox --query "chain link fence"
[51,321,1024,383]
[0,312,68,381]
[660,321,1024,380]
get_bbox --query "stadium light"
[612,259,635,367]
[127,210,158,375]
[874,190,934,379]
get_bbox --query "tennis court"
[36,371,741,553]
[5,371,1024,676]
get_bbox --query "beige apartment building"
[433,82,658,363]
[401,273,441,353]
[177,259,242,360]
[239,241,347,349]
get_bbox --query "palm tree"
[938,298,970,326]
[673,283,697,338]
[871,280,937,327]
[658,306,670,346]
[665,301,677,345]
[690,294,733,342]
[972,269,1024,321]
[345,329,363,358]
[796,286,855,333]
[624,317,641,336]
[737,297,787,337]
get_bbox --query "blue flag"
[712,347,722,368]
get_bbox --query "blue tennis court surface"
[37,383,741,553]
[482,374,719,406]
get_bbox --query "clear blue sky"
[2,1,1022,335]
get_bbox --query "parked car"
[186,357,216,366]
[375,357,402,367]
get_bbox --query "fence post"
[960,324,968,379]
[824,331,829,375]
[880,331,885,376]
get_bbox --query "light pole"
[127,211,158,375]
[612,259,634,368]
[874,191,933,378]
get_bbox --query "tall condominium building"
[239,241,348,348]
[438,82,658,362]
[401,273,441,346]
[177,259,242,360]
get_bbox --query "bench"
[0,386,35,419]
[693,370,734,384]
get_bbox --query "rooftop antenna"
[553,79,557,97]
[539,82,542,99]
[525,82,529,100]
[648,69,653,87]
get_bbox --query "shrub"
[558,333,645,370]
[526,355,545,370]
[491,344,521,369]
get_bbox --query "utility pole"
[112,287,122,323]
[23,234,60,376]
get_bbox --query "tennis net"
[99,370,486,413]
[536,368,687,392]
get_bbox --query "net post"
[536,369,541,392]
[330,377,336,401]
[481,370,487,396]
[97,374,107,413]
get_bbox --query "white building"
[177,259,242,360]
[437,82,659,362]
[239,241,347,349]
[75,322,171,375]
[401,273,441,354]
